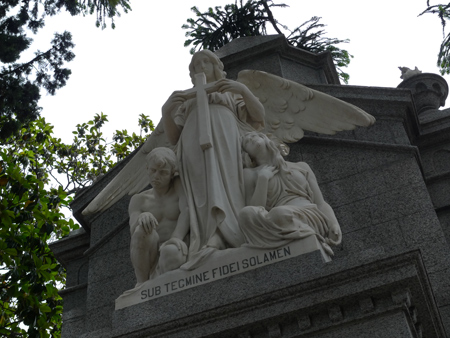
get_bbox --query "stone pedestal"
[51,36,450,337]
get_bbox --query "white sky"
[28,1,449,142]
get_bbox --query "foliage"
[183,0,353,83]
[75,0,132,29]
[0,1,138,335]
[0,30,75,141]
[183,1,286,52]
[0,114,152,337]
[0,0,131,141]
[0,119,76,337]
[419,1,450,75]
[52,112,153,195]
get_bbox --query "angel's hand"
[162,91,187,116]
[258,165,278,180]
[214,78,249,96]
[137,212,158,234]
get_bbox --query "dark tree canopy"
[419,1,450,74]
[0,1,135,336]
[0,0,131,141]
[183,0,353,83]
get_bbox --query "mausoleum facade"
[51,35,450,337]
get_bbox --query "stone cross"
[180,73,217,151]
[193,73,213,150]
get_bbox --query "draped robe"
[174,92,258,256]
[239,162,333,254]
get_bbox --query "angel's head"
[189,50,226,84]
[146,147,178,189]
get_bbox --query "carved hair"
[146,147,178,175]
[189,50,227,84]
[243,132,287,170]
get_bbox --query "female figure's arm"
[246,166,278,207]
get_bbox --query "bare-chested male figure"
[129,147,189,286]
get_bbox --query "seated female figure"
[239,132,342,255]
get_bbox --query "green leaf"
[5,248,17,256]
[40,305,52,313]
[0,90,151,337]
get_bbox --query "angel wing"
[83,70,374,216]
[237,70,375,143]
[82,121,173,215]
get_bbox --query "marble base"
[115,235,330,310]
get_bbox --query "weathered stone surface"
[438,208,450,245]
[116,237,329,310]
[216,35,340,85]
[398,72,449,115]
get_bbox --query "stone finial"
[398,73,449,115]
[399,66,422,80]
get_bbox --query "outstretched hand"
[137,212,158,234]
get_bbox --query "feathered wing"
[83,71,374,215]
[82,121,173,215]
[237,70,375,143]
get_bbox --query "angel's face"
[147,162,173,189]
[243,132,266,157]
[192,54,215,82]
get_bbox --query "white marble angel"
[162,50,266,254]
[82,49,375,264]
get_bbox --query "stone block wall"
[50,36,450,337]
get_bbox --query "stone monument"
[51,35,450,337]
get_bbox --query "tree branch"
[260,0,283,35]
[0,49,52,77]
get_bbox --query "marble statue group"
[83,50,375,287]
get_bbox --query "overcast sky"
[28,1,448,142]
